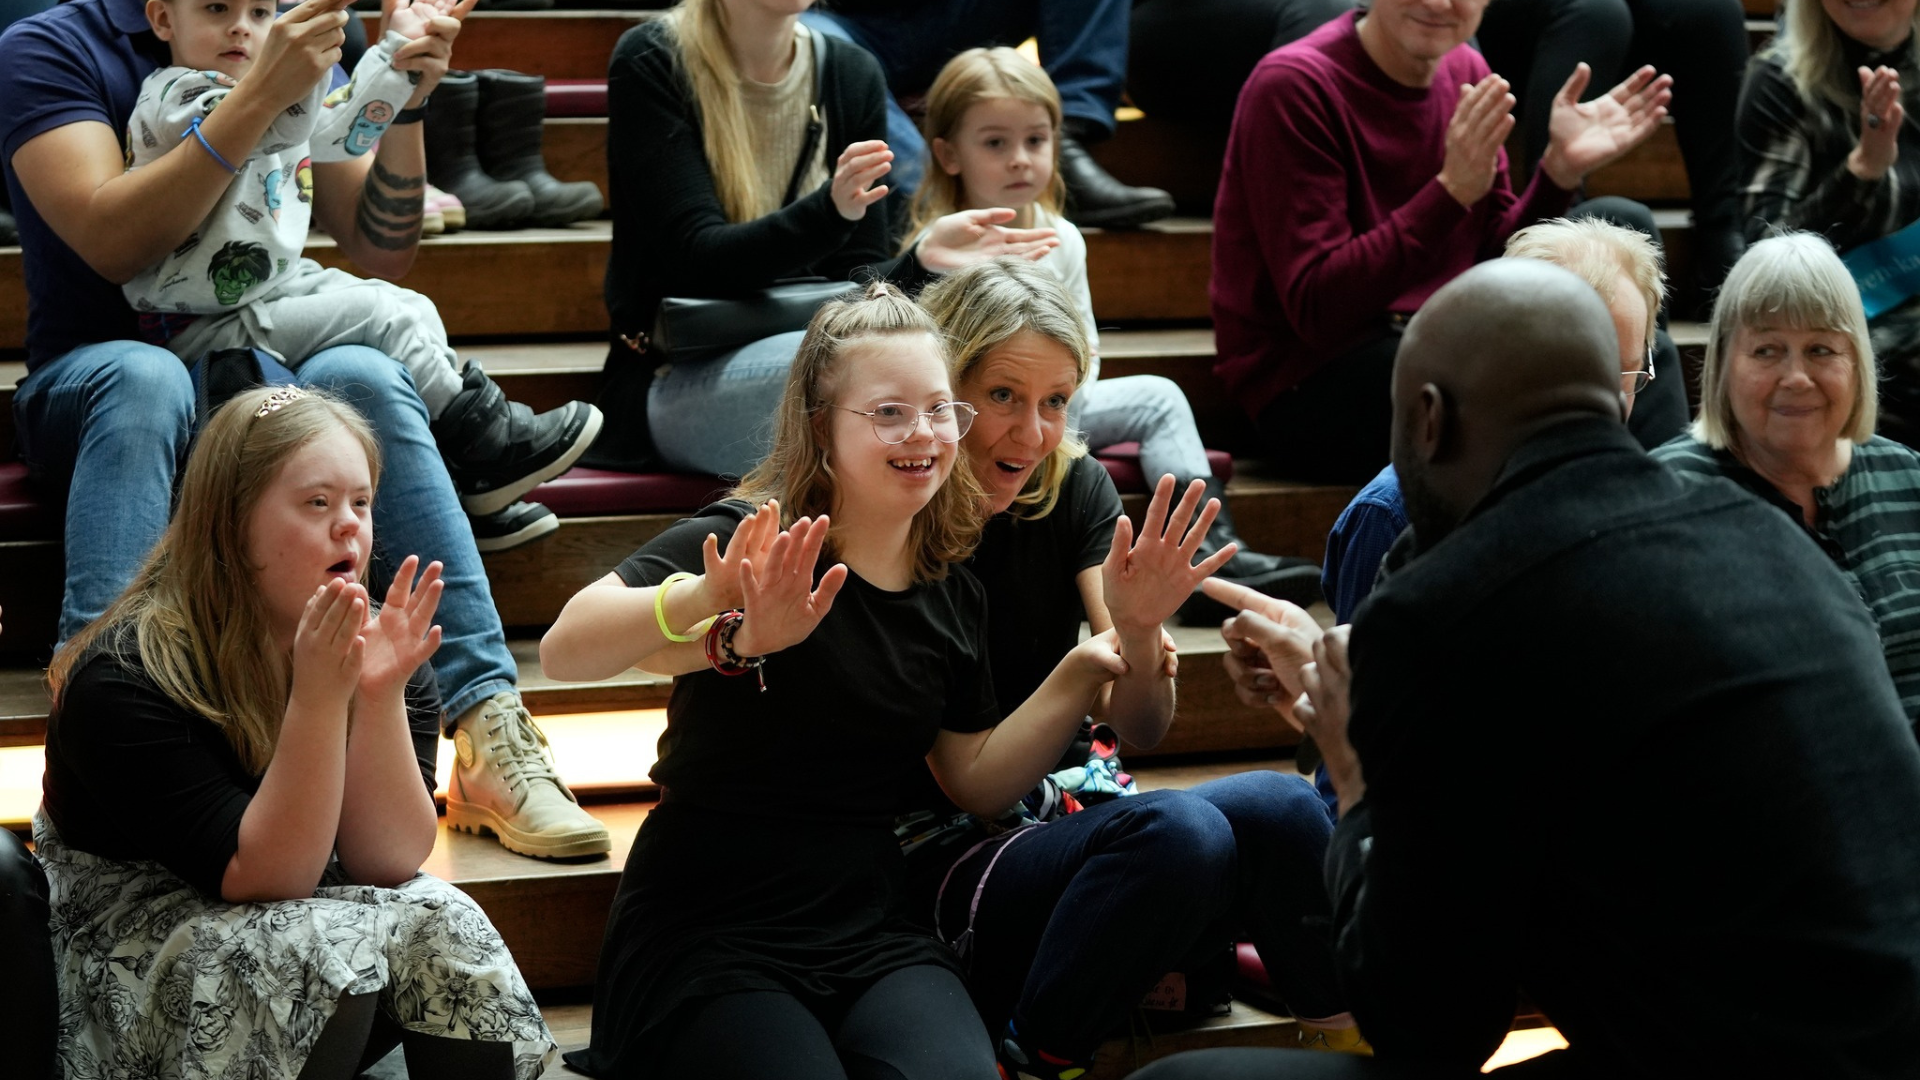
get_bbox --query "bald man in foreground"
[1140,261,1920,1078]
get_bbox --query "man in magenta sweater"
[1212,0,1672,483]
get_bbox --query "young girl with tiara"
[38,385,554,1079]
[905,47,1319,623]
[544,283,1157,1080]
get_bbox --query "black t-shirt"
[967,455,1123,710]
[613,501,1000,824]
[42,627,442,898]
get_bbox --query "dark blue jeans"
[937,771,1340,1063]
[803,0,1130,198]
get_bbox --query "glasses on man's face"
[1621,348,1656,398]
[828,401,978,444]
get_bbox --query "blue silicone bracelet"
[184,115,240,174]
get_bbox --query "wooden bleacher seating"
[0,9,1766,1069]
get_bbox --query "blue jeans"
[13,342,514,725]
[1074,373,1215,488]
[803,0,1130,198]
[940,771,1341,1062]
[647,330,804,479]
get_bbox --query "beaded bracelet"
[183,116,240,174]
[702,610,767,692]
[653,572,715,643]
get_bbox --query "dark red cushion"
[1095,443,1234,494]
[0,462,60,542]
[545,79,608,118]
[529,467,730,518]
[1235,941,1271,989]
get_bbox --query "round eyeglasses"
[1621,348,1656,398]
[827,401,978,444]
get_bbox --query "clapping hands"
[356,555,445,703]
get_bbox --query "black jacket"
[1332,416,1920,1078]
[602,19,923,340]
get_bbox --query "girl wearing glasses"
[541,283,1130,1080]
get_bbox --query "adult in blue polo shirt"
[0,0,612,858]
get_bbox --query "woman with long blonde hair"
[1739,0,1920,446]
[544,284,1138,1079]
[38,386,554,1079]
[589,0,1059,476]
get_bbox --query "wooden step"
[362,10,650,81]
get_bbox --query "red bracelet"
[703,610,767,691]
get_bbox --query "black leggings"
[0,830,55,1080]
[655,965,995,1080]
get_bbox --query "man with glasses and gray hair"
[1317,216,1680,634]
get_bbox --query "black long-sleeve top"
[1331,417,1920,1078]
[602,19,925,342]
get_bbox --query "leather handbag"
[649,277,859,357]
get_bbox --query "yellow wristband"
[654,572,716,643]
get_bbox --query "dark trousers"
[0,829,56,1080]
[812,0,1131,134]
[1476,0,1749,270]
[1128,1046,1588,1079]
[1127,0,1356,137]
[1253,196,1683,484]
[938,774,1340,1063]
[654,965,995,1080]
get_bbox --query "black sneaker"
[432,364,605,515]
[470,501,559,553]
[1177,556,1324,626]
[1059,135,1176,230]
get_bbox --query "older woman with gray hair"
[1653,232,1920,731]
[1737,0,1920,445]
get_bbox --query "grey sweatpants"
[162,257,468,417]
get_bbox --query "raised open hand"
[1852,66,1904,181]
[357,555,445,702]
[695,500,782,613]
[733,516,850,657]
[291,577,366,714]
[832,139,893,221]
[917,207,1060,271]
[1200,577,1323,724]
[1103,475,1236,632]
[1539,63,1672,190]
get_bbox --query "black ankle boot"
[1176,478,1323,626]
[1059,118,1174,230]
[475,69,605,228]
[425,71,537,230]
[0,206,16,247]
[431,363,606,514]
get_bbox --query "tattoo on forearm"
[356,158,425,250]
[372,160,424,191]
[363,182,426,219]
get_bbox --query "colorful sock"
[997,1022,1092,1080]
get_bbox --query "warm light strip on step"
[1485,1027,1568,1071]
[0,708,672,831]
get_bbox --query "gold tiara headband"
[254,385,309,418]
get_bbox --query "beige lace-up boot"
[446,691,611,859]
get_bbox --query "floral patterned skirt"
[34,813,556,1080]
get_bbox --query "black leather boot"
[425,71,537,230]
[476,69,605,228]
[431,362,605,515]
[1176,478,1323,625]
[1059,117,1175,230]
[0,207,16,247]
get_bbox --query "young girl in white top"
[904,48,1319,621]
